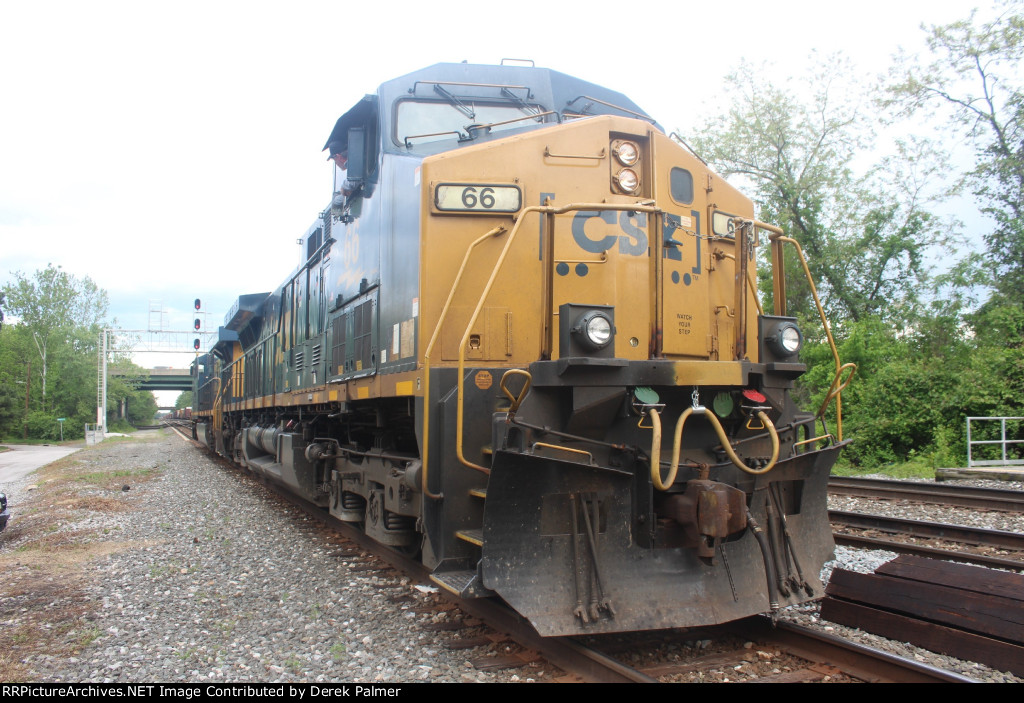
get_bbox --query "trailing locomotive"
[192,62,854,636]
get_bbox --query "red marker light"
[742,389,766,403]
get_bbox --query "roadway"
[0,443,81,484]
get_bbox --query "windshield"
[396,99,548,146]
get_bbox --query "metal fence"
[84,423,104,446]
[966,416,1024,467]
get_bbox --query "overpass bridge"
[111,367,193,392]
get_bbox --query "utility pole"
[23,359,30,440]
[100,329,107,434]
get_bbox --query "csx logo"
[567,209,702,286]
[571,211,648,256]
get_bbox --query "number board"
[434,183,522,214]
[712,211,739,237]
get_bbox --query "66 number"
[461,186,496,209]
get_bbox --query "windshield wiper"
[403,130,473,148]
[501,88,543,120]
[433,84,475,120]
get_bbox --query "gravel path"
[4,434,1021,683]
[4,432,546,683]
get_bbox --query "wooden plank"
[821,597,1024,677]
[639,650,751,677]
[827,568,1024,643]
[936,467,1024,482]
[470,651,541,670]
[749,665,841,683]
[421,620,467,632]
[445,635,495,650]
[875,555,1024,602]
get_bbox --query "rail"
[764,228,855,441]
[967,416,1024,467]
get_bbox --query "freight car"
[191,62,854,636]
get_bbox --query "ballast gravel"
[3,434,1022,683]
[3,432,540,683]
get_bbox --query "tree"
[686,57,978,470]
[2,265,108,412]
[885,4,1024,440]
[887,4,1024,297]
[0,324,31,437]
[174,391,193,411]
[689,59,951,329]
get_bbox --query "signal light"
[194,298,201,311]
[194,318,201,331]
[193,338,200,351]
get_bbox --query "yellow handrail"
[765,231,856,441]
[420,224,508,498]
[453,202,662,474]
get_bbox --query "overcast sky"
[0,0,990,403]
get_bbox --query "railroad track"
[830,510,1024,570]
[166,427,982,683]
[827,475,1024,569]
[828,476,1024,512]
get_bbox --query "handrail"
[765,230,856,441]
[713,250,764,316]
[421,224,508,498]
[453,202,662,475]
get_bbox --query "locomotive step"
[456,528,483,546]
[430,568,493,599]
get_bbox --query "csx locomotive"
[192,62,853,636]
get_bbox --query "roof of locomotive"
[324,62,662,154]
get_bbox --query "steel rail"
[832,532,1024,570]
[744,617,978,683]
[830,509,1024,551]
[828,476,1024,513]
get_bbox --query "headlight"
[614,141,639,166]
[780,325,802,353]
[585,315,612,347]
[767,322,803,357]
[573,310,614,351]
[559,303,616,358]
[615,168,639,193]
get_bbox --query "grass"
[831,459,936,479]
[0,437,82,446]
[78,626,101,647]
[75,468,155,484]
